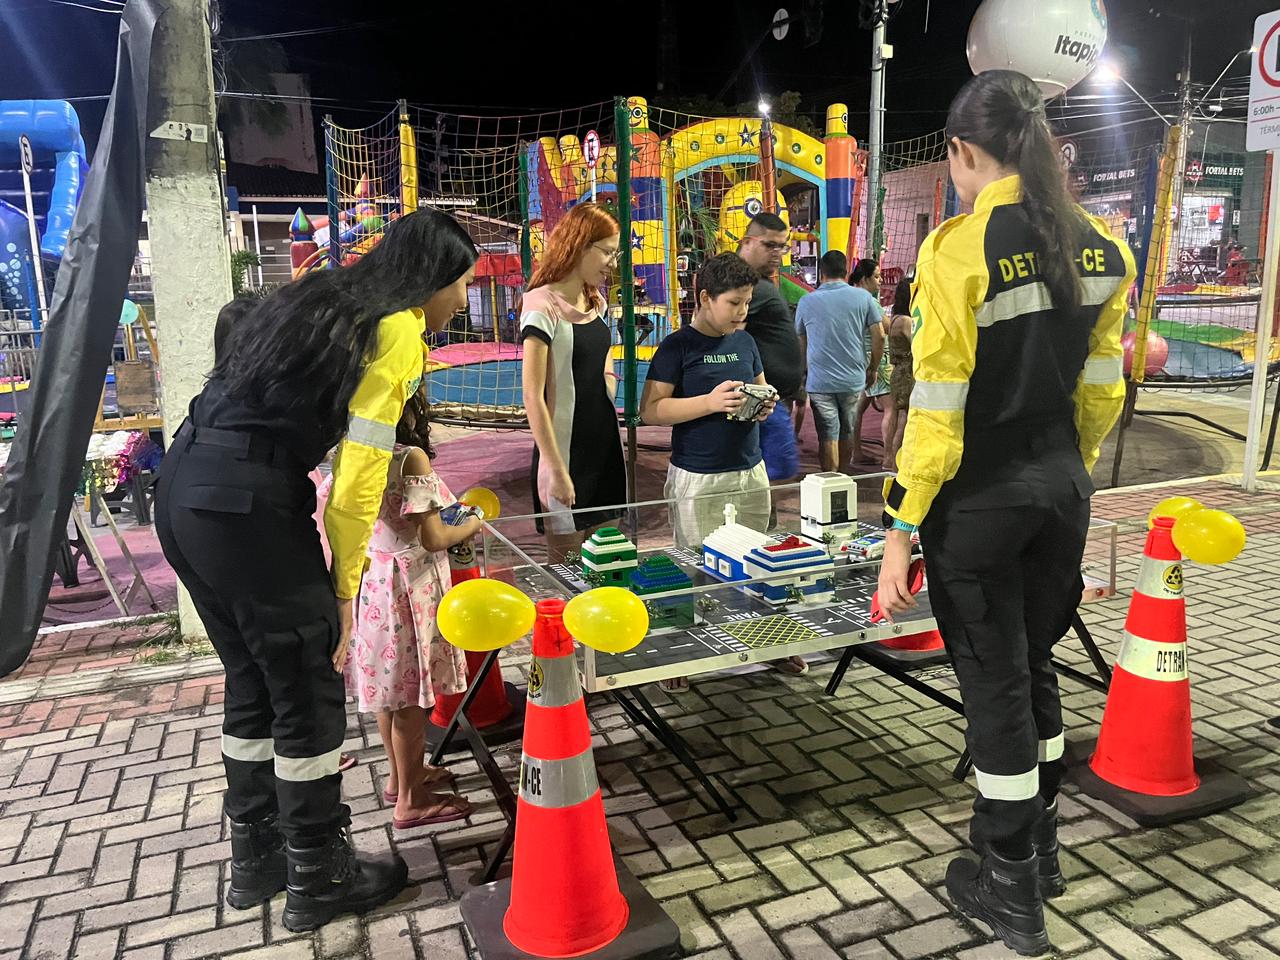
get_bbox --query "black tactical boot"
[1032,800,1067,899]
[281,827,408,932]
[945,849,1050,957]
[227,815,286,909]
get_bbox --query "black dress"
[520,288,626,535]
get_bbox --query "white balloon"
[966,0,1109,100]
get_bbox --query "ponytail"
[1015,110,1083,313]
[946,70,1084,314]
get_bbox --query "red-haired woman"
[521,203,626,563]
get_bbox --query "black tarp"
[0,1,160,677]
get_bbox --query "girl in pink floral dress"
[327,389,482,830]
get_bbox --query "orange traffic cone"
[503,599,626,954]
[1068,517,1247,825]
[868,558,949,666]
[427,544,525,750]
[1089,517,1196,794]
[460,598,680,959]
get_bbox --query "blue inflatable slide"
[0,100,89,314]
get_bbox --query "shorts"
[759,403,800,481]
[809,391,860,442]
[664,461,771,550]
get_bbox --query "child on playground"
[641,252,808,684]
[641,252,775,547]
[320,386,479,830]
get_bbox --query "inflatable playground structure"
[0,100,90,426]
[306,97,1280,446]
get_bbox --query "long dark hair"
[396,386,434,458]
[214,209,477,436]
[892,277,912,316]
[946,70,1083,313]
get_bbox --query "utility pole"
[147,0,234,639]
[1169,24,1194,262]
[866,0,891,259]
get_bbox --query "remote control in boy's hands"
[726,383,779,422]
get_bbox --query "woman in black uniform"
[877,71,1135,956]
[156,210,477,932]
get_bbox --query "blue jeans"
[759,402,800,481]
[808,391,860,442]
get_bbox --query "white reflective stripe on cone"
[527,654,582,708]
[223,734,273,762]
[275,746,344,782]
[1134,557,1184,600]
[1117,631,1188,682]
[973,766,1039,801]
[518,748,599,808]
[1038,732,1065,763]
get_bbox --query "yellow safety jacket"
[324,308,428,599]
[885,175,1136,528]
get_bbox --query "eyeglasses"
[593,243,621,264]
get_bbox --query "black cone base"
[858,640,951,670]
[426,683,527,754]
[1064,738,1249,827]
[460,855,682,960]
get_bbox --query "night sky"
[0,0,1273,155]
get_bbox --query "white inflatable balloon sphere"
[966,0,1108,100]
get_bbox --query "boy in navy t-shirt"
[640,253,776,551]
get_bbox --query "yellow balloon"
[437,578,534,652]
[1171,508,1246,565]
[460,486,501,521]
[1147,495,1201,529]
[563,587,649,654]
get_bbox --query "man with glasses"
[737,212,807,677]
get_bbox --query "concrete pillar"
[146,0,233,639]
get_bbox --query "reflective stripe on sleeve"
[346,415,395,451]
[275,746,343,782]
[973,765,1040,801]
[1116,631,1188,682]
[1038,733,1065,763]
[518,748,599,808]
[222,734,273,763]
[1082,355,1124,385]
[909,380,969,412]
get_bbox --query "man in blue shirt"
[795,253,885,472]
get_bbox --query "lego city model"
[799,472,858,552]
[630,555,698,629]
[580,527,638,587]
[702,504,835,606]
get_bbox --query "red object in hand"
[870,557,925,624]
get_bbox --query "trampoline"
[423,340,656,424]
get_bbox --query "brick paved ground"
[1,477,1278,959]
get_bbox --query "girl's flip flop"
[392,793,472,830]
[383,766,455,804]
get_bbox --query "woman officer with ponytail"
[876,70,1135,956]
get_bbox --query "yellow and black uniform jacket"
[885,175,1136,528]
[324,308,429,600]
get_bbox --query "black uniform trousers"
[155,421,349,841]
[920,422,1091,857]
